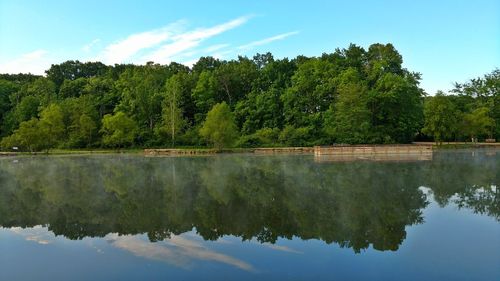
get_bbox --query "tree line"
[0,43,498,151]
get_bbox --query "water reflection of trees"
[420,150,499,220]
[0,150,497,252]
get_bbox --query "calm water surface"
[0,150,499,281]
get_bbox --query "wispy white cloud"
[143,15,252,64]
[99,20,187,64]
[204,44,230,53]
[0,16,298,74]
[82,39,101,53]
[180,44,231,66]
[211,50,234,60]
[0,50,51,75]
[238,31,299,51]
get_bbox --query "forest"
[0,43,498,151]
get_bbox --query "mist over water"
[0,149,498,280]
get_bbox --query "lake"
[0,150,499,281]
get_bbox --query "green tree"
[115,64,170,140]
[15,78,56,106]
[368,72,424,143]
[192,70,218,122]
[83,76,117,118]
[60,95,99,148]
[59,78,88,99]
[281,58,337,130]
[38,104,65,151]
[0,79,18,136]
[330,68,371,144]
[199,102,238,150]
[462,107,495,142]
[78,114,97,147]
[422,92,461,144]
[157,74,187,146]
[12,95,41,126]
[0,118,42,152]
[46,60,108,90]
[101,112,138,148]
[278,125,312,146]
[453,68,499,139]
[365,43,404,84]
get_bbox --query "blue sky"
[0,0,499,94]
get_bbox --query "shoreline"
[0,142,498,157]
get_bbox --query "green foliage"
[46,60,108,90]
[13,95,41,124]
[0,47,496,149]
[462,107,495,140]
[77,114,97,147]
[199,102,238,150]
[330,68,371,144]
[115,64,170,138]
[422,92,461,143]
[279,125,312,146]
[155,74,189,146]
[236,127,281,148]
[58,95,99,148]
[1,104,64,152]
[192,71,218,122]
[369,72,424,143]
[177,125,204,146]
[282,58,336,130]
[38,104,65,150]
[59,78,88,99]
[0,79,18,135]
[15,78,56,107]
[101,112,138,148]
[1,118,42,151]
[453,68,499,139]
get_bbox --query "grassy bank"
[1,142,498,156]
[413,142,500,149]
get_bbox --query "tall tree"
[422,92,461,144]
[59,78,88,99]
[462,107,495,141]
[101,112,138,148]
[453,68,499,139]
[38,104,65,151]
[115,64,170,140]
[46,60,108,90]
[157,74,187,146]
[78,114,97,147]
[281,58,337,132]
[330,68,371,144]
[0,79,18,136]
[368,72,424,143]
[0,118,42,152]
[192,71,218,122]
[200,102,238,150]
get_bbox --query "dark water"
[0,150,498,281]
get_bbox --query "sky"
[0,0,499,94]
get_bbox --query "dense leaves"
[200,102,238,150]
[101,112,138,148]
[423,70,499,143]
[0,44,498,151]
